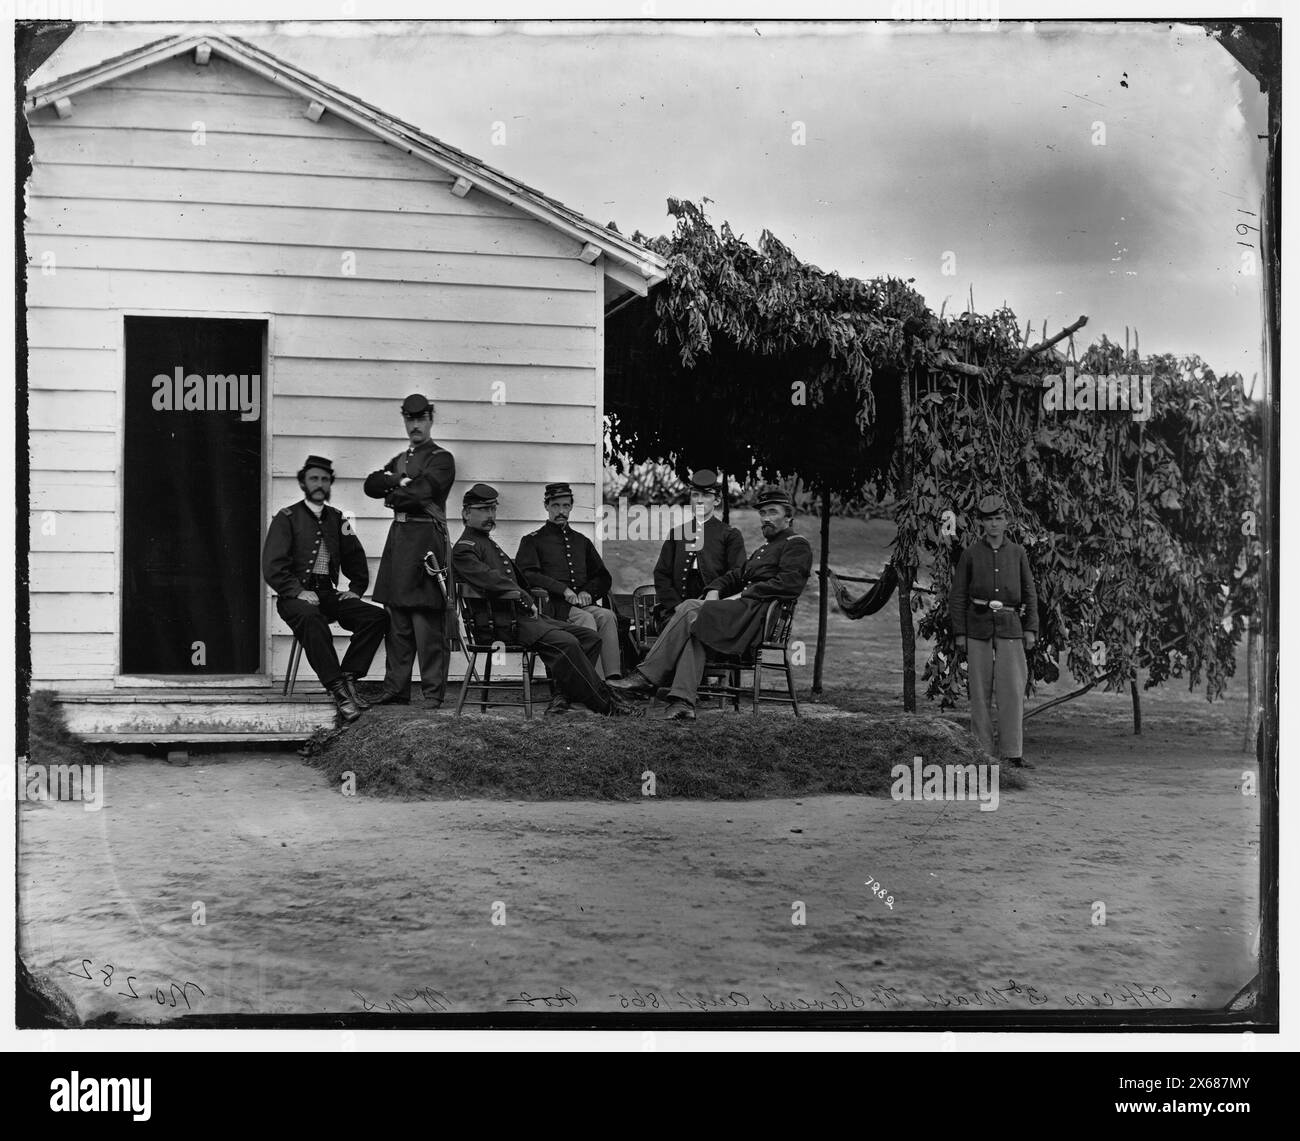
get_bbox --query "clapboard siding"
[274,360,596,405]
[29,198,583,259]
[32,236,594,290]
[25,47,606,683]
[29,471,118,512]
[33,163,517,218]
[29,510,115,552]
[34,634,117,679]
[30,552,115,593]
[31,431,118,471]
[26,348,119,391]
[28,268,595,327]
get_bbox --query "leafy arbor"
[606,199,1261,724]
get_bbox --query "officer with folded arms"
[948,494,1039,768]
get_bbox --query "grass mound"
[301,709,1020,800]
[26,690,110,768]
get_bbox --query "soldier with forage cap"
[515,481,621,679]
[452,483,637,717]
[653,469,746,622]
[363,394,456,706]
[262,455,389,723]
[611,485,813,719]
[949,493,1040,767]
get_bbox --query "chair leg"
[752,653,762,713]
[786,655,800,717]
[455,654,477,716]
[284,638,302,697]
[730,667,741,712]
[522,652,533,719]
[481,654,493,713]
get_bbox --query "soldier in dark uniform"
[611,486,812,719]
[653,469,746,621]
[949,493,1039,767]
[262,455,388,722]
[363,394,455,706]
[452,484,637,717]
[515,482,621,679]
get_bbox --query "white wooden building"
[24,32,666,741]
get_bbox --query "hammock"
[824,562,900,619]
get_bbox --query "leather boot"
[341,673,370,710]
[327,680,362,723]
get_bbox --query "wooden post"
[898,368,917,712]
[1244,620,1260,752]
[812,485,832,696]
[1130,677,1142,735]
[719,468,729,524]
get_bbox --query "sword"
[422,548,449,606]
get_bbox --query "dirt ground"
[18,510,1261,1022]
[18,710,1257,1022]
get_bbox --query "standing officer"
[949,494,1039,768]
[363,394,455,707]
[611,486,812,719]
[653,469,746,622]
[262,455,388,722]
[515,482,621,679]
[452,484,636,717]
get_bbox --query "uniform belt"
[394,513,435,523]
[302,573,334,588]
[972,598,1024,615]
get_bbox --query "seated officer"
[653,468,746,622]
[611,486,812,720]
[515,482,621,679]
[262,455,389,722]
[452,484,637,718]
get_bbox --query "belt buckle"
[988,600,1004,611]
[395,512,408,523]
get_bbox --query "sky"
[31,17,1271,385]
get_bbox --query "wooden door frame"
[114,309,274,689]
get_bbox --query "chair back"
[761,596,799,648]
[631,584,659,641]
[456,583,520,649]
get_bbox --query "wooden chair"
[630,584,661,655]
[453,585,548,718]
[282,636,306,696]
[658,596,801,716]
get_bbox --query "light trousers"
[566,603,622,678]
[635,598,709,706]
[965,636,1027,760]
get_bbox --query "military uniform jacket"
[262,501,369,600]
[451,526,538,634]
[514,521,612,620]
[949,537,1039,641]
[363,438,455,608]
[653,515,747,613]
[691,527,813,655]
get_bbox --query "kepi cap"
[463,482,499,508]
[298,454,335,479]
[543,482,574,503]
[754,485,794,510]
[687,469,721,493]
[977,494,1008,518]
[400,393,433,417]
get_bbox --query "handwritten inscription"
[351,986,453,1014]
[343,979,1179,1012]
[66,957,204,1012]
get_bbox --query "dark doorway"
[122,316,266,675]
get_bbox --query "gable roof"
[24,32,668,304]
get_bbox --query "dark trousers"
[515,614,613,714]
[384,607,449,701]
[277,589,389,691]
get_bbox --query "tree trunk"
[1130,677,1142,735]
[1244,620,1260,752]
[898,368,916,712]
[812,485,831,696]
[719,468,729,525]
